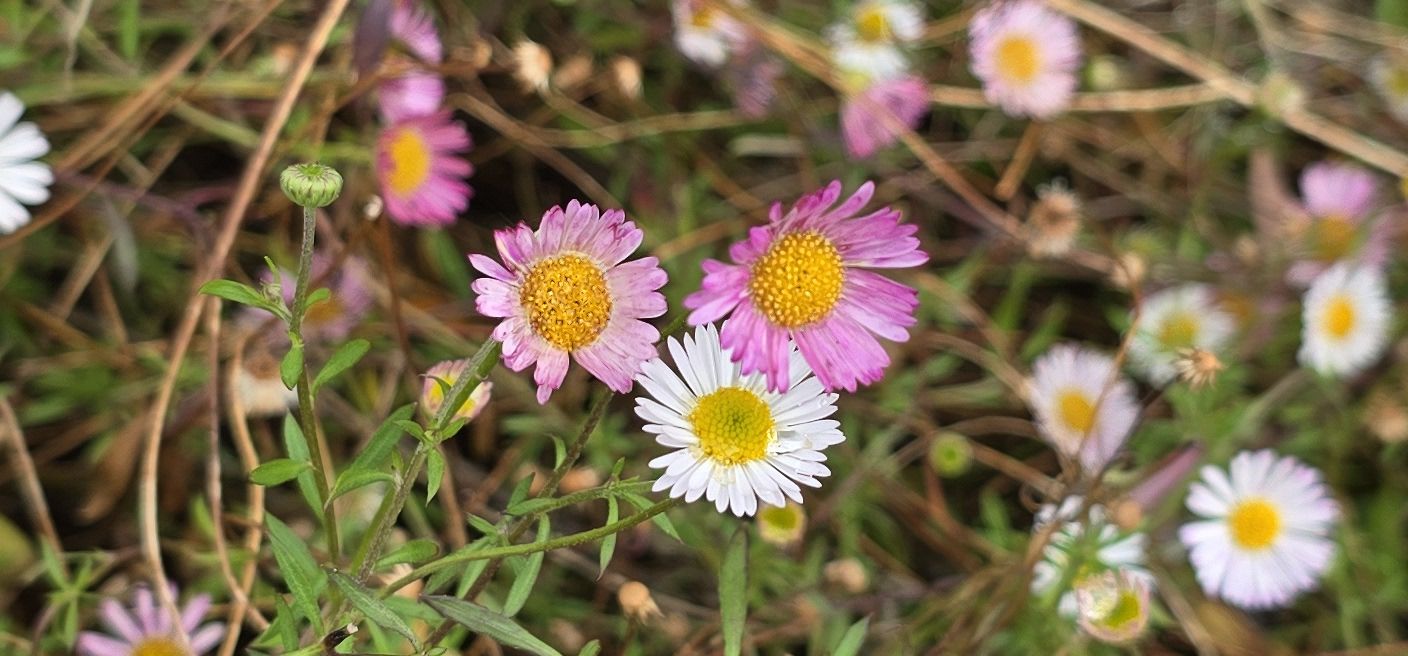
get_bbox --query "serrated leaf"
[280,343,303,389]
[423,596,562,656]
[719,526,748,656]
[282,417,321,516]
[329,570,419,648]
[425,449,445,504]
[833,617,869,656]
[598,496,618,579]
[504,515,549,617]
[312,339,369,392]
[250,458,310,486]
[265,515,326,632]
[199,279,270,308]
[377,539,440,569]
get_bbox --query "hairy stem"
[290,204,339,559]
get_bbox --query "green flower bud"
[928,431,972,478]
[280,163,343,208]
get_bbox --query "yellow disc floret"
[749,232,845,328]
[386,128,432,196]
[520,253,613,351]
[1311,216,1357,262]
[689,387,775,465]
[1056,389,1097,435]
[132,637,186,656]
[856,6,892,42]
[1156,311,1199,351]
[1321,294,1357,340]
[995,36,1041,84]
[1227,498,1282,550]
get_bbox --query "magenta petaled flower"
[377,0,445,122]
[470,201,668,403]
[1286,160,1388,286]
[376,110,473,226]
[77,587,224,656]
[841,75,929,159]
[684,181,927,392]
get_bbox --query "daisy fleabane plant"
[1127,284,1235,385]
[968,0,1082,119]
[684,180,928,392]
[376,110,473,226]
[0,91,54,234]
[471,201,668,403]
[1028,344,1139,474]
[77,586,225,656]
[1299,263,1391,378]
[636,323,844,517]
[1179,450,1339,610]
[1286,161,1387,286]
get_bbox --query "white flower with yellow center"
[828,0,924,82]
[1179,450,1339,610]
[636,323,844,517]
[672,0,748,68]
[968,0,1083,119]
[0,91,54,234]
[1028,344,1139,474]
[1128,285,1235,385]
[1299,263,1391,378]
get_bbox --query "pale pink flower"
[840,75,929,159]
[1286,161,1389,286]
[376,111,473,226]
[968,0,1082,119]
[377,0,445,122]
[77,587,224,656]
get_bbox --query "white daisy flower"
[1299,263,1392,378]
[672,0,748,68]
[0,91,54,234]
[967,0,1083,119]
[1028,344,1140,474]
[636,323,845,517]
[1128,284,1235,385]
[1178,450,1339,610]
[1031,497,1153,616]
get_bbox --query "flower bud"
[280,163,343,208]
[420,359,493,424]
[928,431,972,478]
[611,56,643,99]
[1075,569,1151,644]
[756,502,806,546]
[618,581,662,624]
[1026,182,1082,257]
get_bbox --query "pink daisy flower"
[470,201,669,403]
[840,75,929,159]
[377,0,445,122]
[376,111,473,226]
[1286,161,1389,286]
[968,0,1082,119]
[77,586,224,656]
[684,180,928,392]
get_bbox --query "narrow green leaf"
[250,458,310,486]
[719,526,749,656]
[312,339,370,392]
[329,570,419,648]
[504,515,549,617]
[264,515,326,632]
[328,470,394,503]
[507,475,535,509]
[504,497,557,516]
[341,405,415,477]
[280,343,303,389]
[282,417,321,516]
[198,279,269,308]
[304,287,331,312]
[376,539,440,569]
[577,641,601,656]
[466,514,501,537]
[425,448,445,504]
[624,493,680,541]
[423,596,562,656]
[597,496,618,579]
[394,419,428,443]
[832,617,870,656]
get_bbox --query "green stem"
[290,204,339,559]
[383,497,681,598]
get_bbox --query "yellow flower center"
[1311,215,1357,262]
[689,387,775,465]
[691,6,716,28]
[386,128,432,196]
[1227,498,1281,550]
[1388,66,1408,97]
[748,232,845,328]
[759,504,800,531]
[1321,294,1357,340]
[132,637,187,656]
[1056,389,1097,435]
[1156,311,1199,351]
[856,6,892,42]
[995,35,1041,84]
[519,253,613,351]
[1096,590,1144,630]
